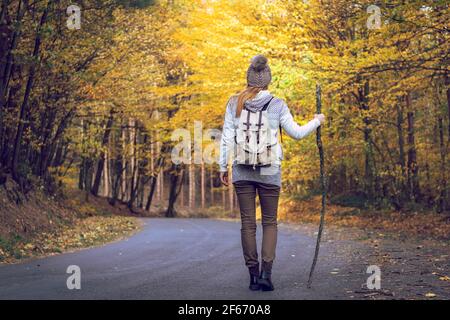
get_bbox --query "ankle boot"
[248,265,260,291]
[259,270,274,291]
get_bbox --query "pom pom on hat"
[246,54,272,88]
[250,55,268,72]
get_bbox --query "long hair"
[235,86,268,117]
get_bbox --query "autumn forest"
[1,0,448,217]
[0,0,449,300]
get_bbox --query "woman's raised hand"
[314,113,325,124]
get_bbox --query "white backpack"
[235,97,279,167]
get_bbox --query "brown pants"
[233,180,280,274]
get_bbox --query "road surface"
[0,218,448,299]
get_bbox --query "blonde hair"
[235,86,268,117]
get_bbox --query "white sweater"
[219,90,320,186]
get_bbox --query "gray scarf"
[244,92,274,112]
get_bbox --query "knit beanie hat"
[246,55,272,88]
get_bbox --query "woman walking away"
[219,55,325,291]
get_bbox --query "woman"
[219,55,325,291]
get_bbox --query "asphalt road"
[0,218,380,299]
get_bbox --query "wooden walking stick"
[307,84,327,288]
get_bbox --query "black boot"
[248,265,260,291]
[259,270,274,291]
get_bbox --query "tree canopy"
[0,0,448,215]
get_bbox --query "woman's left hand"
[220,171,229,186]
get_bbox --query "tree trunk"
[159,168,164,202]
[209,166,214,205]
[437,117,447,212]
[189,162,195,209]
[395,103,406,206]
[145,174,158,211]
[91,109,114,196]
[222,186,226,210]
[84,159,93,202]
[127,119,138,211]
[109,158,124,206]
[78,158,85,190]
[78,118,87,190]
[103,147,110,197]
[445,74,450,140]
[406,93,420,201]
[40,107,75,178]
[35,105,56,176]
[165,164,182,217]
[201,160,205,209]
[145,142,168,211]
[358,80,375,199]
[155,137,161,202]
[52,140,64,168]
[128,166,139,211]
[396,104,406,172]
[1,0,27,133]
[11,2,50,180]
[180,173,185,207]
[121,125,127,201]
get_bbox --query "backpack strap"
[245,108,251,143]
[257,110,263,144]
[256,97,273,143]
[261,97,274,111]
[279,125,283,143]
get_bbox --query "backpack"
[235,97,280,168]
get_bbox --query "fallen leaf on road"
[425,292,436,298]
